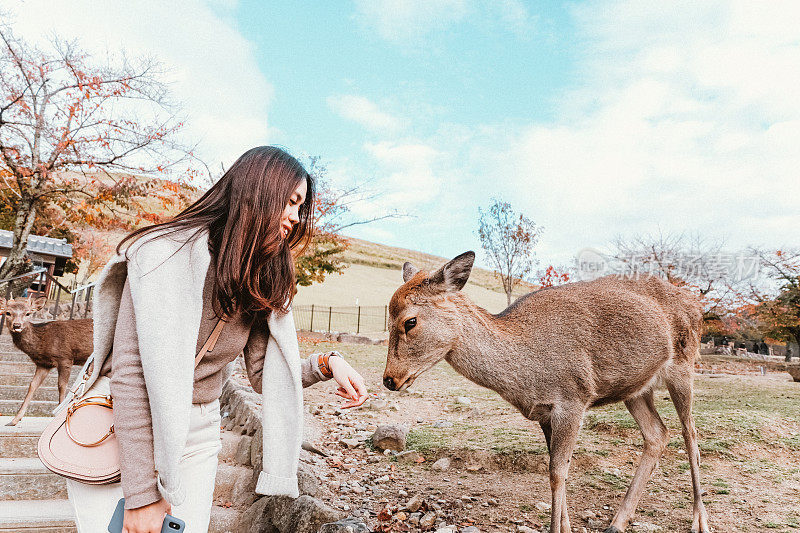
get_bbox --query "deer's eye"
[4,312,9,316]
[403,317,417,333]
[25,312,30,316]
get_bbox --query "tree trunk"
[0,196,37,281]
[786,329,800,362]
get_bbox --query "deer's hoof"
[5,420,19,427]
[605,528,623,533]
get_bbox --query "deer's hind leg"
[56,361,73,403]
[7,365,50,426]
[606,389,668,533]
[665,369,710,533]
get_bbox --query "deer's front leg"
[547,403,585,533]
[7,365,50,426]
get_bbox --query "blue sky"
[7,0,800,271]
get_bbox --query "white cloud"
[494,0,536,39]
[345,0,800,266]
[352,0,469,44]
[471,0,800,263]
[5,0,272,175]
[352,0,535,45]
[340,141,441,223]
[326,95,403,133]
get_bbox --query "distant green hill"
[293,237,537,314]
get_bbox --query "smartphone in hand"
[108,498,186,533]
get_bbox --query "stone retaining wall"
[219,378,345,533]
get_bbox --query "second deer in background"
[2,296,93,426]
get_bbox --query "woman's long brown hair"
[117,146,314,319]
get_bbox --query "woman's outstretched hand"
[122,498,171,533]
[328,356,368,408]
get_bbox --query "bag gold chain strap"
[65,396,115,447]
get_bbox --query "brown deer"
[383,252,710,533]
[2,296,93,426]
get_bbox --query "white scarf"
[59,228,303,503]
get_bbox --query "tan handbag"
[38,318,227,484]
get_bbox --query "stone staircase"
[0,333,250,532]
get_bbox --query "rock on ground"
[318,516,371,533]
[371,424,408,451]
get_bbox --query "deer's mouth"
[396,374,418,391]
[10,325,22,332]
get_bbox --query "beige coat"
[58,228,304,505]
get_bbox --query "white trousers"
[66,377,222,533]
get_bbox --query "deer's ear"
[429,251,475,292]
[33,297,48,312]
[0,298,5,311]
[402,262,420,283]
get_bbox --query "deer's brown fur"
[2,296,93,426]
[383,252,710,533]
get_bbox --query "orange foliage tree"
[748,249,800,358]
[0,22,195,279]
[538,265,570,288]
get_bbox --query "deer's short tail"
[673,289,703,365]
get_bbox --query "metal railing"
[292,304,389,334]
[0,267,96,331]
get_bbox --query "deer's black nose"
[383,376,397,391]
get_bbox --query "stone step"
[0,362,82,379]
[0,499,75,532]
[0,399,58,418]
[0,416,51,457]
[0,500,240,532]
[218,431,243,463]
[0,385,59,401]
[0,504,242,532]
[0,353,86,366]
[0,372,65,387]
[0,351,49,362]
[213,462,253,503]
[0,458,67,501]
[209,504,241,533]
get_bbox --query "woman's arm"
[243,326,330,389]
[242,321,367,404]
[109,279,163,510]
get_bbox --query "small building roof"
[0,229,73,258]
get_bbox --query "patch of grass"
[488,427,541,453]
[584,409,638,432]
[782,434,800,451]
[699,437,735,456]
[586,468,631,491]
[711,478,730,494]
[406,427,453,453]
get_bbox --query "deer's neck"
[11,326,40,354]
[444,303,525,394]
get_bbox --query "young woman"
[64,146,368,533]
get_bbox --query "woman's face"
[280,179,308,239]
